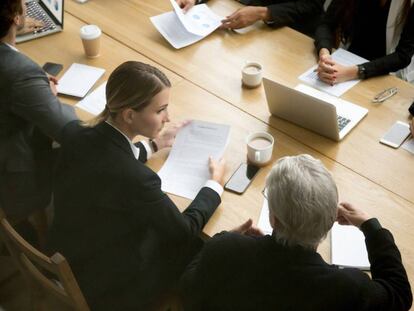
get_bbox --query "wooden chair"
[0,208,89,311]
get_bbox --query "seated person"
[0,0,77,236]
[314,0,414,84]
[176,0,324,37]
[181,154,412,311]
[47,61,226,310]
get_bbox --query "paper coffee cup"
[80,25,102,58]
[242,61,263,88]
[246,132,274,166]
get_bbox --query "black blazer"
[181,219,412,311]
[47,121,221,310]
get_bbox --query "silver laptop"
[263,77,368,141]
[16,0,64,43]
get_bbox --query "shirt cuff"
[140,140,153,160]
[204,180,224,197]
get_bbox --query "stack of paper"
[298,48,368,97]
[331,222,370,270]
[150,0,222,49]
[402,138,414,154]
[158,120,230,199]
[57,63,105,98]
[257,198,273,235]
[75,82,107,115]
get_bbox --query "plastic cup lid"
[80,25,102,40]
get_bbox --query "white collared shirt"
[5,42,18,52]
[105,121,152,160]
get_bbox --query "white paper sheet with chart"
[158,120,230,199]
[258,198,273,235]
[57,63,105,98]
[150,2,222,49]
[299,49,368,97]
[331,222,370,270]
[75,82,107,116]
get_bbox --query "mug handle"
[255,151,260,162]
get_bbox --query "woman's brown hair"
[86,61,171,127]
[0,0,23,38]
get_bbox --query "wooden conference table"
[66,0,414,206]
[19,6,414,298]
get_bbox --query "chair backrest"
[0,208,90,311]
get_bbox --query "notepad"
[257,198,273,235]
[57,63,105,98]
[75,82,107,116]
[331,223,370,270]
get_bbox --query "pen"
[372,87,398,103]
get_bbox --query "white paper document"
[299,48,368,97]
[331,222,370,270]
[75,82,107,116]
[158,120,230,199]
[150,2,222,49]
[258,198,273,235]
[402,137,414,154]
[57,63,105,98]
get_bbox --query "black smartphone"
[42,62,63,76]
[224,163,260,194]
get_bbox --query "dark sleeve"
[10,64,77,143]
[264,0,324,28]
[314,0,340,53]
[357,218,412,311]
[180,232,231,311]
[362,6,414,79]
[134,141,148,163]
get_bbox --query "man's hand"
[221,6,270,29]
[337,202,371,228]
[153,120,190,150]
[17,17,44,35]
[46,73,58,96]
[230,219,264,236]
[175,0,197,13]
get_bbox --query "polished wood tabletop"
[66,0,414,204]
[18,13,414,292]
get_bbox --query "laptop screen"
[40,0,63,24]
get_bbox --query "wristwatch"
[357,64,367,80]
[149,139,158,153]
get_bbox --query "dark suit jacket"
[204,0,324,37]
[0,43,77,219]
[181,219,412,311]
[47,121,221,311]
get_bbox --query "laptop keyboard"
[26,1,56,34]
[337,115,351,131]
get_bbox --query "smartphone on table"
[42,62,63,77]
[224,163,260,194]
[380,121,411,148]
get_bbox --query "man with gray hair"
[181,154,412,311]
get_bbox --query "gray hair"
[266,154,338,249]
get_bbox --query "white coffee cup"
[80,25,102,58]
[246,132,274,166]
[242,61,263,88]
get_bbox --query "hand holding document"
[158,120,230,199]
[299,49,368,97]
[150,0,222,49]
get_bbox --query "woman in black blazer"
[47,61,226,311]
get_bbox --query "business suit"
[181,219,412,311]
[0,43,77,220]
[47,120,221,310]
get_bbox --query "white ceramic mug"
[246,132,274,166]
[242,61,263,88]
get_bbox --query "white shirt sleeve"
[140,140,153,160]
[204,180,224,196]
